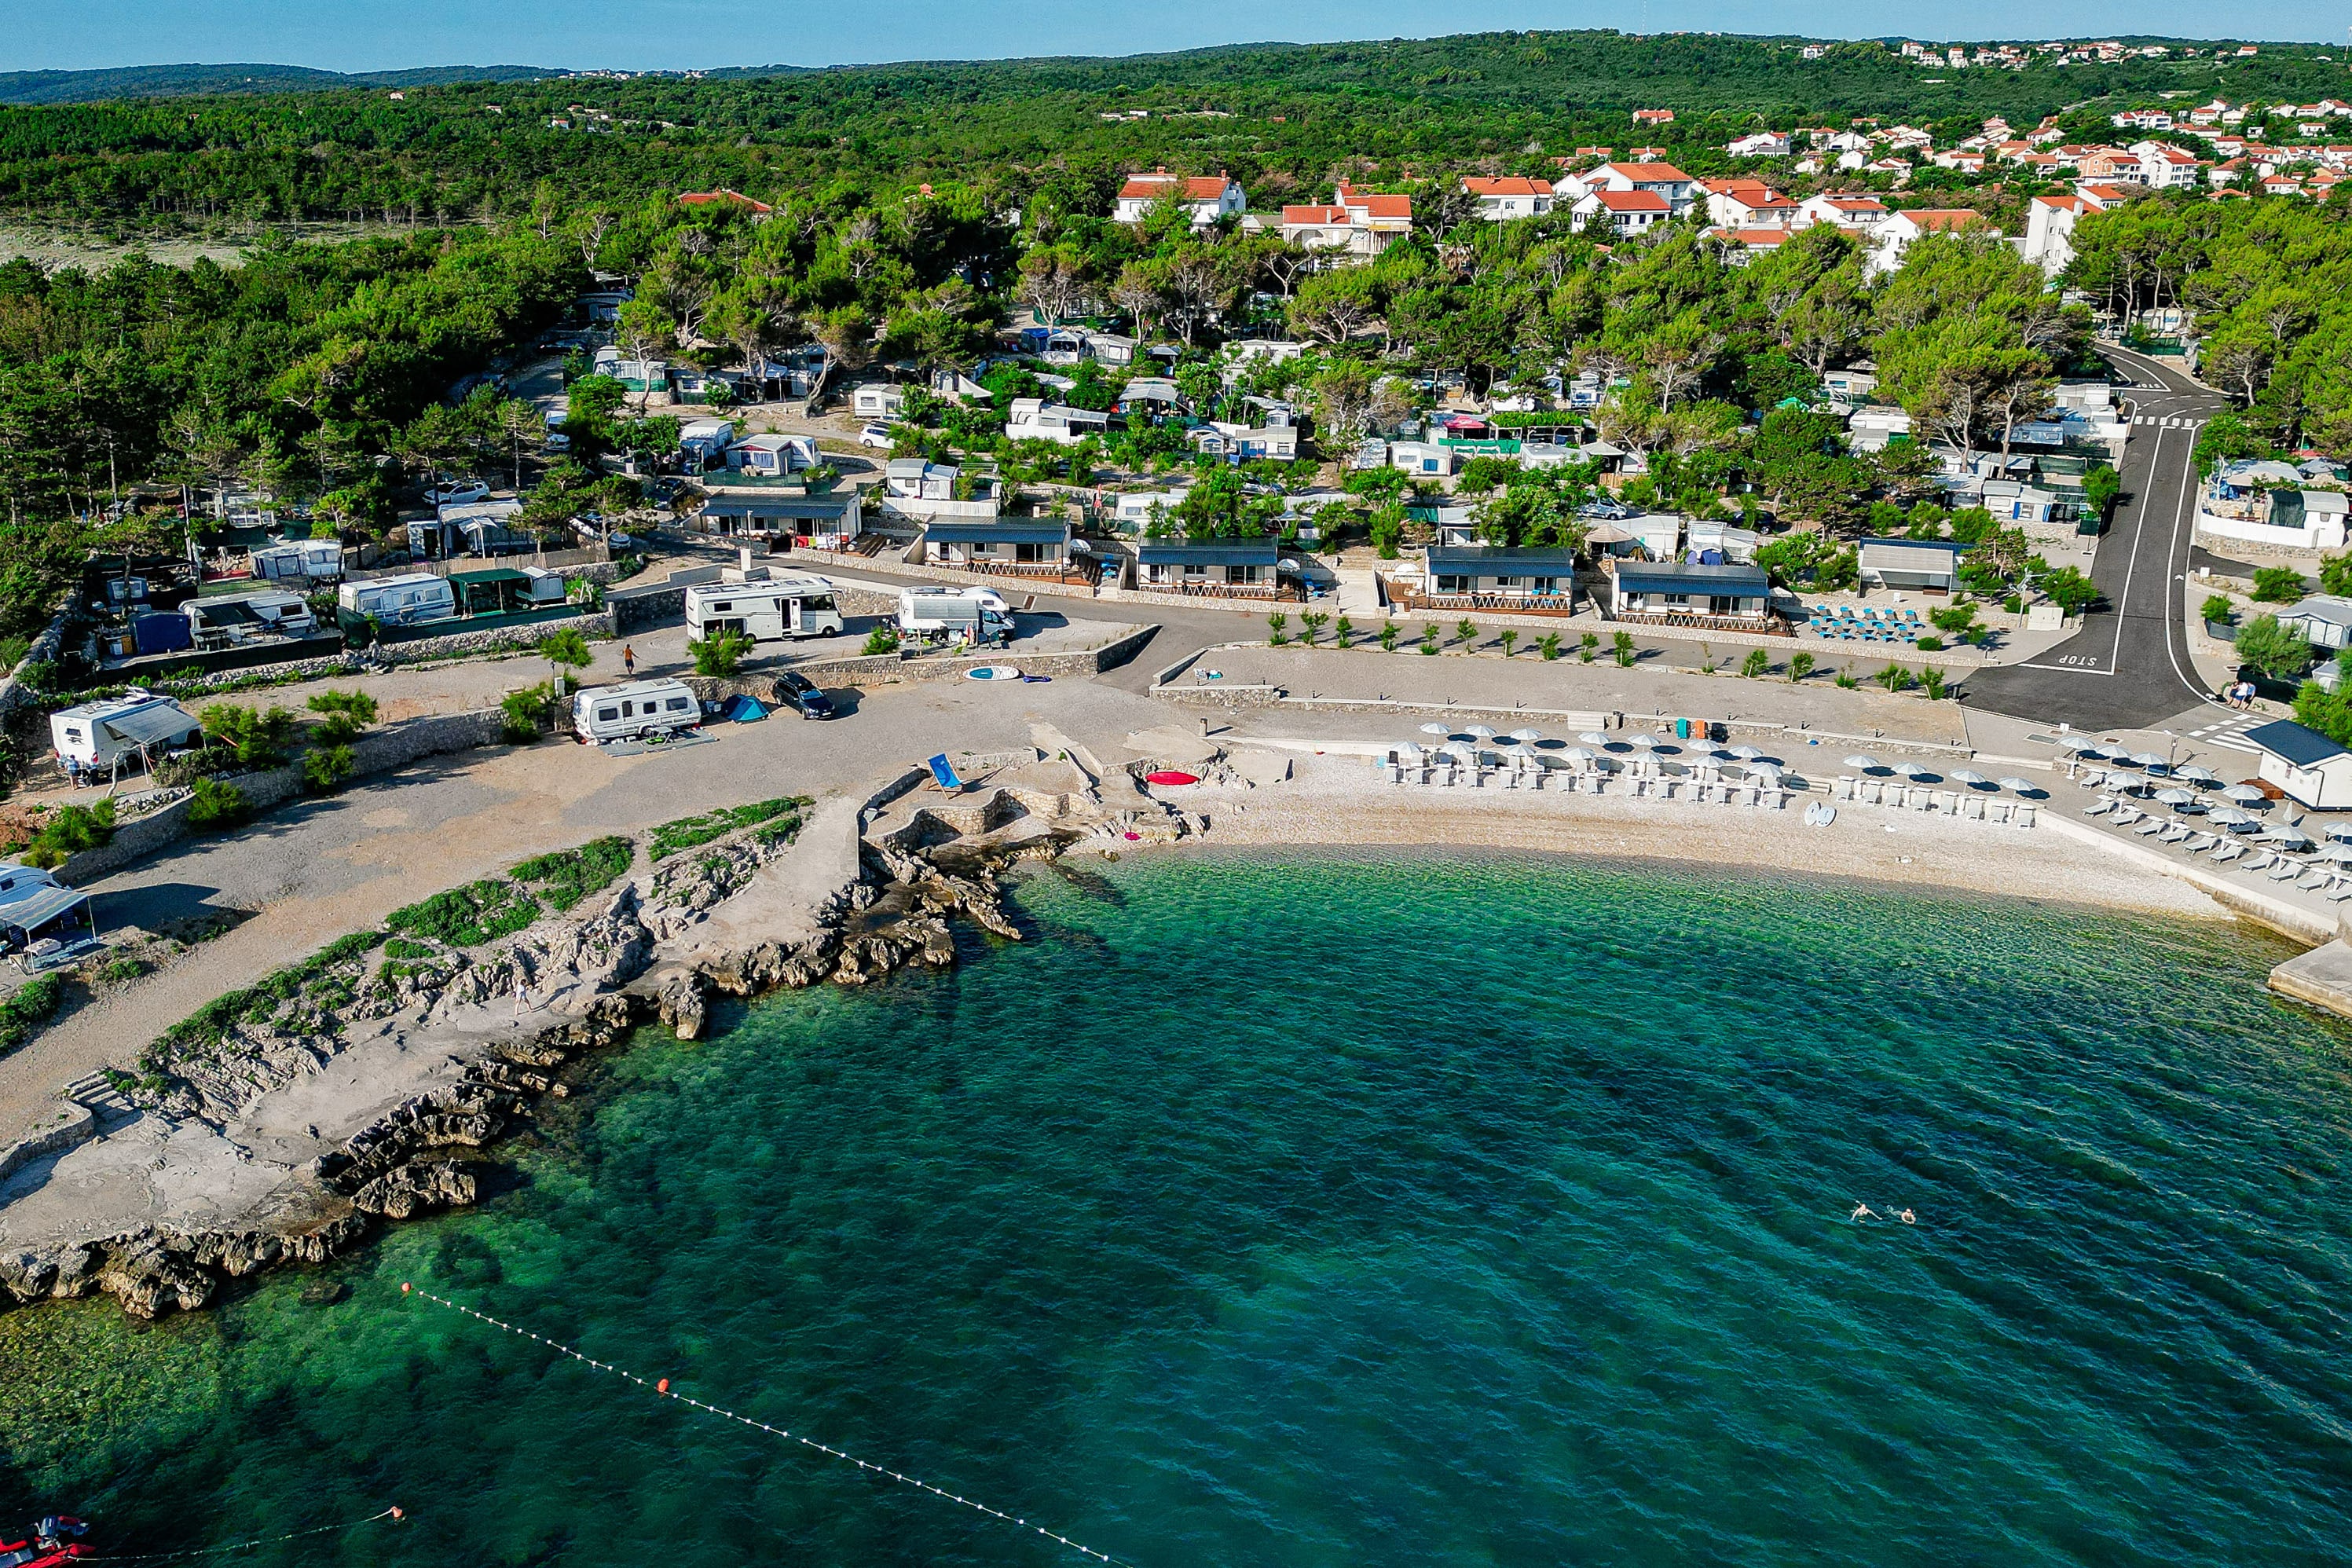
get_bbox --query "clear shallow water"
[5,851,2352,1566]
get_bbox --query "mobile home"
[250,537,345,583]
[572,678,701,743]
[49,694,203,771]
[185,590,317,647]
[339,572,457,628]
[683,572,844,643]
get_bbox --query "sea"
[4,849,2351,1566]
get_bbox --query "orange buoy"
[401,1282,410,1294]
[658,1378,670,1394]
[390,1508,405,1520]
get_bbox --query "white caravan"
[572,678,701,743]
[682,575,844,644]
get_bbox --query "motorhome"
[896,588,1014,647]
[185,590,317,647]
[339,573,457,628]
[250,537,345,583]
[49,694,203,771]
[682,572,844,644]
[572,678,701,743]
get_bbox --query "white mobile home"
[2247,720,2352,809]
[49,694,203,771]
[572,678,701,743]
[683,573,844,643]
[250,537,345,583]
[339,572,457,628]
[185,590,317,647]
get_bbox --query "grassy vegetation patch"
[508,835,634,911]
[650,797,811,863]
[0,975,65,1059]
[387,879,541,949]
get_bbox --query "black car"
[775,670,837,720]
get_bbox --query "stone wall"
[60,709,510,885]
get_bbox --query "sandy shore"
[1162,755,2230,923]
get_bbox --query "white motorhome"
[897,588,1013,647]
[683,572,844,644]
[572,678,701,743]
[339,573,456,628]
[49,694,203,771]
[250,537,345,583]
[185,590,317,646]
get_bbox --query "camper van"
[339,573,457,628]
[573,678,701,743]
[185,590,317,647]
[251,537,345,584]
[683,574,844,644]
[50,694,203,771]
[896,588,1014,648]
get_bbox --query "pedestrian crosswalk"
[2188,714,2262,753]
[2130,415,2205,428]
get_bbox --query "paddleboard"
[965,665,1024,681]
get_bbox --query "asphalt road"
[1962,346,2234,732]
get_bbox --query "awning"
[101,703,200,748]
[0,885,90,935]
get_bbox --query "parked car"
[427,478,492,506]
[1578,499,1634,521]
[858,423,895,449]
[773,669,837,720]
[544,432,571,453]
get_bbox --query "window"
[1435,574,1471,593]
[1228,565,1263,585]
[710,601,732,613]
[667,698,691,712]
[618,702,635,717]
[596,708,618,723]
[1183,563,1210,578]
[1661,592,1691,608]
[1016,542,1053,564]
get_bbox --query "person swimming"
[1898,1209,1916,1225]
[1851,1203,1876,1222]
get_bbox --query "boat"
[0,1517,92,1568]
[1145,770,1201,787]
[963,665,1023,682]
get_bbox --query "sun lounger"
[2110,807,2142,826]
[2298,872,2333,891]
[2212,842,2245,863]
[2328,884,2352,903]
[2270,861,2303,881]
[2133,818,2164,834]
[2158,822,2190,842]
[2084,798,2115,816]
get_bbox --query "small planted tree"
[1741,648,1771,679]
[1539,632,1563,661]
[1268,610,1290,647]
[197,704,298,770]
[1420,623,1441,655]
[2253,566,2308,604]
[689,627,754,677]
[1613,631,1636,668]
[500,684,554,743]
[1301,611,1330,647]
[1834,665,1859,689]
[2201,593,2237,628]
[1380,621,1401,653]
[1455,617,1478,650]
[1498,628,1519,658]
[1920,666,1948,700]
[2233,614,2313,680]
[1579,632,1599,664]
[539,626,593,694]
[1878,662,1917,693]
[1788,650,1815,683]
[302,745,357,794]
[1335,614,1355,650]
[862,625,901,656]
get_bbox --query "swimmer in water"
[1851,1203,1876,1222]
[1898,1209,1916,1225]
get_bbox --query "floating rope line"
[401,1283,1134,1566]
[88,1507,405,1561]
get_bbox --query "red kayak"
[0,1518,90,1568]
[1144,771,1200,786]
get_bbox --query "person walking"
[622,643,637,677]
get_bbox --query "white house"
[1005,397,1112,445]
[1573,188,1670,236]
[1700,179,1800,229]
[1460,177,1555,221]
[2023,194,2089,276]
[2246,720,2352,809]
[1795,194,1891,232]
[725,433,821,476]
[1114,168,1247,225]
[1726,131,1792,158]
[1868,209,1994,275]
[1584,160,1698,214]
[1278,181,1414,259]
[2128,141,2204,189]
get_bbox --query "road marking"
[2016,658,2118,676]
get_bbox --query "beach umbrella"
[2060,736,2105,754]
[1743,760,1783,776]
[1466,724,1498,741]
[1997,777,2042,794]
[2320,843,2352,865]
[2222,783,2268,803]
[1729,745,1766,760]
[1950,769,1990,786]
[2265,826,2314,848]
[1625,733,1659,749]
[2175,765,2220,783]
[2322,822,2352,843]
[1397,742,1425,757]
[1844,754,1882,771]
[2129,750,2167,768]
[2209,807,2256,828]
[1508,727,1544,743]
[2153,787,2196,804]
[1894,761,1929,778]
[1420,723,1452,738]
[1560,746,1595,764]
[1578,731,1612,747]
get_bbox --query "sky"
[2,0,2342,75]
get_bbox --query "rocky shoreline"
[0,746,1207,1321]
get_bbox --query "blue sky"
[3,0,2339,75]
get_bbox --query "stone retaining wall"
[60,709,510,885]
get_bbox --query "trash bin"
[1674,717,1691,740]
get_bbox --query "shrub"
[1379,622,1400,652]
[0,974,65,1059]
[2234,614,2314,680]
[1741,649,1770,678]
[1418,624,1440,655]
[197,704,297,769]
[1267,611,1289,647]
[26,800,115,864]
[185,777,247,830]
[1613,631,1636,668]
[500,683,555,744]
[1921,666,1948,700]
[1929,604,1978,636]
[1539,632,1563,661]
[2202,593,2237,627]
[1455,617,1478,648]
[1878,662,1916,693]
[508,835,635,910]
[1335,615,1355,650]
[1789,651,1815,682]
[650,797,810,862]
[387,878,540,948]
[862,625,901,656]
[302,744,356,793]
[382,937,437,961]
[1579,632,1598,663]
[689,628,754,677]
[2253,566,2308,604]
[1914,636,1944,651]
[1834,667,1859,689]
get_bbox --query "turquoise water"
[5,851,2352,1566]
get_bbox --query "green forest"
[0,31,2346,229]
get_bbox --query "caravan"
[339,573,457,628]
[50,694,203,771]
[573,678,701,743]
[683,572,844,644]
[185,590,317,647]
[251,537,345,583]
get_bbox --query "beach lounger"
[2158,822,2190,842]
[2083,798,2115,816]
[2134,818,2165,835]
[2328,884,2352,903]
[2298,872,2332,891]
[2212,843,2246,863]
[2269,861,2303,881]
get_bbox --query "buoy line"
[87,1507,405,1560]
[402,1283,1137,1565]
